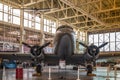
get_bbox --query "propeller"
[98,42,108,48]
[22,42,32,48]
[79,42,88,48]
[16,37,51,57]
[39,42,51,50]
[22,42,50,57]
[79,42,108,67]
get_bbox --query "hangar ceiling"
[1,0,120,32]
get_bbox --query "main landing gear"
[33,64,42,76]
[86,64,96,76]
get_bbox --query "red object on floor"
[16,68,23,79]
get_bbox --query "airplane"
[21,25,108,76]
[0,25,108,76]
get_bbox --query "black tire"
[87,64,93,75]
[36,64,42,74]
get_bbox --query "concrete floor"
[1,67,120,80]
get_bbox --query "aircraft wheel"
[86,64,96,76]
[36,64,42,74]
[87,64,92,75]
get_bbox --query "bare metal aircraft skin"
[44,25,108,66]
[19,25,107,66]
[0,25,108,66]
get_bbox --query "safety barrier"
[76,67,80,80]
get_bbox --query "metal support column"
[20,9,24,53]
[40,14,45,45]
[85,31,88,45]
[56,20,59,28]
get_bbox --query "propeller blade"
[40,42,51,49]
[98,42,108,48]
[79,42,88,48]
[22,42,32,48]
[16,38,32,48]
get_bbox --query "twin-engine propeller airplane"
[22,25,108,76]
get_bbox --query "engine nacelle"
[84,45,99,61]
[30,45,44,59]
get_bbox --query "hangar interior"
[0,0,120,80]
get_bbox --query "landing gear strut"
[86,64,96,76]
[33,64,42,76]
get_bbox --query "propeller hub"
[88,45,99,57]
[93,48,96,51]
[30,45,41,57]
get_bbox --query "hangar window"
[116,32,120,41]
[35,23,40,30]
[99,34,104,42]
[43,18,57,33]
[89,35,94,44]
[104,33,109,42]
[104,43,109,51]
[13,9,20,16]
[24,19,28,27]
[0,3,3,11]
[110,42,115,51]
[3,5,8,13]
[13,16,20,25]
[24,12,29,19]
[116,42,120,51]
[89,31,120,52]
[0,12,2,20]
[28,20,32,28]
[51,22,56,33]
[24,12,40,30]
[44,25,47,32]
[94,34,98,43]
[3,13,8,22]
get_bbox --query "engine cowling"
[79,42,108,66]
[22,42,50,60]
[30,45,43,58]
[87,45,99,59]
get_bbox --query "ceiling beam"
[59,14,85,20]
[79,23,120,31]
[43,14,78,29]
[90,7,120,14]
[44,7,71,14]
[60,0,106,26]
[24,0,45,7]
[71,20,94,25]
[77,0,100,6]
[0,0,21,8]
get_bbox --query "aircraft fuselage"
[53,25,76,60]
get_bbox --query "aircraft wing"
[66,54,85,66]
[0,53,60,65]
[44,54,59,65]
